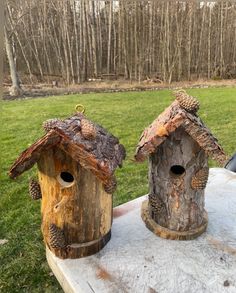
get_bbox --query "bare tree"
[3,0,236,84]
[4,8,23,96]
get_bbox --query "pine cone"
[149,193,165,214]
[103,176,117,194]
[49,224,66,249]
[191,167,209,190]
[80,119,96,140]
[29,179,42,200]
[175,91,200,113]
[42,118,61,132]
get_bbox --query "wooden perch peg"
[53,196,70,213]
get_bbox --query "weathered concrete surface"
[47,168,236,293]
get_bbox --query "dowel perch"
[135,90,227,240]
[9,106,126,259]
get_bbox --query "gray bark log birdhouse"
[135,91,227,240]
[9,108,126,259]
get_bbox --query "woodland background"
[4,0,236,93]
[2,1,236,291]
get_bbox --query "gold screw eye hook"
[75,104,85,114]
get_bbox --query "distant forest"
[4,0,236,84]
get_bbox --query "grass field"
[1,88,236,292]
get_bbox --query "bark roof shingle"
[135,99,227,166]
[9,113,126,183]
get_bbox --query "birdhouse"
[135,91,227,240]
[9,106,126,259]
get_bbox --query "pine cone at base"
[103,176,117,194]
[29,179,42,200]
[175,91,200,113]
[49,224,66,249]
[149,193,166,214]
[80,119,96,140]
[42,118,61,132]
[191,167,209,190]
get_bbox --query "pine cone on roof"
[80,119,96,140]
[191,167,209,190]
[103,176,117,194]
[174,90,200,113]
[29,178,42,200]
[49,224,66,249]
[42,118,61,132]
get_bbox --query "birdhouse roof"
[135,94,227,166]
[9,113,126,183]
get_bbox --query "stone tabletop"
[47,168,236,293]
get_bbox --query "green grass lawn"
[0,88,236,292]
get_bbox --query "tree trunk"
[207,7,212,79]
[4,26,22,96]
[107,0,113,74]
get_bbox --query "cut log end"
[141,200,208,240]
[48,230,111,259]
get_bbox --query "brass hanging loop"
[75,104,85,114]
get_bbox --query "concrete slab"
[47,168,236,293]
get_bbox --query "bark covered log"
[38,147,112,259]
[143,127,208,239]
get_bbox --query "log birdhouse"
[9,107,126,259]
[135,91,227,240]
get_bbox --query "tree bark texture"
[135,100,227,166]
[144,127,209,239]
[38,147,112,259]
[9,113,126,184]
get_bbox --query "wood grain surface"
[38,148,112,259]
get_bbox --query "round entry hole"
[57,171,74,187]
[61,172,74,182]
[170,165,185,176]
